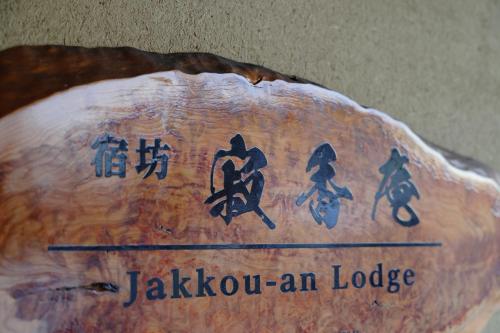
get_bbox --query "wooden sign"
[0,46,498,333]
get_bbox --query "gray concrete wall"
[0,1,499,330]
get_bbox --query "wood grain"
[0,47,498,333]
[0,46,316,119]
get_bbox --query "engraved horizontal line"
[48,242,442,252]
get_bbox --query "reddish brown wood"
[0,46,316,119]
[0,47,498,333]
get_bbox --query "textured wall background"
[0,0,499,330]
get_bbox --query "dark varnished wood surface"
[0,47,498,333]
[0,46,316,119]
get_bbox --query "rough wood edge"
[0,45,320,117]
[0,45,498,183]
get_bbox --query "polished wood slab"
[0,46,498,333]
